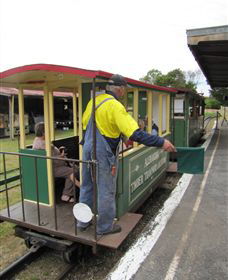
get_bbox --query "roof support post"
[147,90,152,134]
[49,90,54,141]
[133,88,139,147]
[73,89,78,136]
[9,95,15,140]
[78,84,83,177]
[18,87,26,148]
[43,85,54,206]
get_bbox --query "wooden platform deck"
[167,162,177,173]
[0,201,142,249]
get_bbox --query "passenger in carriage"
[32,122,80,203]
[78,74,176,235]
[152,121,159,136]
[138,119,146,131]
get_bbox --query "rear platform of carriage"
[0,64,177,258]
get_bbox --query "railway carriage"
[0,64,177,259]
[172,89,205,147]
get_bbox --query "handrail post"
[215,111,219,130]
[92,78,98,241]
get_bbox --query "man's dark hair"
[35,122,45,137]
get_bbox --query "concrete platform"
[107,125,228,280]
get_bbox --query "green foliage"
[205,97,221,109]
[139,69,162,84]
[210,87,228,107]
[140,68,198,91]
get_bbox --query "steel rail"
[0,244,45,279]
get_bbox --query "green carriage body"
[173,92,204,147]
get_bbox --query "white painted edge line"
[106,127,216,280]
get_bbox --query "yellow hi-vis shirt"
[82,93,139,139]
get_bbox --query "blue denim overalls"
[78,98,120,234]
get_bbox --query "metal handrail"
[0,151,96,165]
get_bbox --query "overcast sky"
[0,0,227,95]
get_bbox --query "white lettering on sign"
[130,175,144,193]
[130,155,166,194]
[144,150,163,168]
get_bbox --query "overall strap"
[80,97,115,145]
[95,97,115,110]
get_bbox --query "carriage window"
[162,95,167,133]
[138,91,147,130]
[174,98,184,116]
[127,92,133,117]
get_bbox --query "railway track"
[0,242,45,280]
[0,247,78,280]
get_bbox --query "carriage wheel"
[61,244,82,264]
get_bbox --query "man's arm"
[130,129,176,152]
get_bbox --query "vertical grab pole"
[78,84,83,181]
[92,78,98,241]
[133,88,139,147]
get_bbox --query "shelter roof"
[187,25,228,88]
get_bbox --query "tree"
[139,69,162,84]
[210,87,228,107]
[184,69,203,92]
[140,68,198,92]
[184,70,202,87]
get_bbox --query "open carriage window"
[152,93,159,133]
